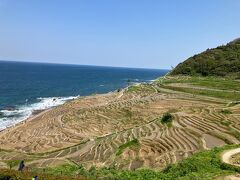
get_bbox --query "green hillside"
[170,38,240,77]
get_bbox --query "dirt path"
[222,148,240,167]
[218,148,240,180]
[117,90,124,99]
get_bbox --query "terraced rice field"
[0,76,240,171]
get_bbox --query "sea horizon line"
[0,59,170,71]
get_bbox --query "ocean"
[0,61,168,130]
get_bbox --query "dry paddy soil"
[0,76,240,173]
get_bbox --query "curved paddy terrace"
[0,76,240,173]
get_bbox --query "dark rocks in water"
[0,112,4,118]
[32,110,44,115]
[4,106,15,111]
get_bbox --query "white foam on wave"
[0,96,79,131]
[148,79,156,83]
[122,78,140,82]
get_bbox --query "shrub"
[221,109,232,114]
[161,112,173,124]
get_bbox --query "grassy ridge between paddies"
[116,139,140,156]
[127,83,156,93]
[1,145,236,180]
[157,76,240,101]
[159,76,240,91]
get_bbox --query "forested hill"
[170,38,240,77]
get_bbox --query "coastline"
[0,107,52,133]
[0,75,164,133]
[0,90,119,133]
[0,61,168,131]
[1,75,239,172]
[0,96,80,132]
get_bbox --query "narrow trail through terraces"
[222,148,240,167]
[220,148,240,180]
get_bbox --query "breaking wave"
[0,96,79,130]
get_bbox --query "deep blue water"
[0,61,168,129]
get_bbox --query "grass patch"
[5,160,21,169]
[220,120,231,127]
[157,76,240,101]
[0,168,78,180]
[127,85,141,92]
[221,109,232,114]
[127,84,155,93]
[116,139,140,156]
[43,164,85,176]
[161,85,240,101]
[160,76,240,91]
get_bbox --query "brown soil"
[0,83,239,170]
[203,134,226,149]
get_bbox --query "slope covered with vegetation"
[170,38,240,77]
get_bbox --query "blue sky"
[0,0,239,69]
